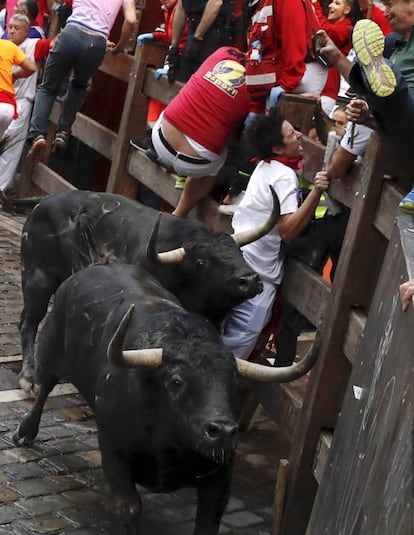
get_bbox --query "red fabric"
[363,5,392,36]
[313,3,352,101]
[251,154,303,170]
[247,293,283,362]
[147,98,165,123]
[0,89,17,118]
[164,47,250,155]
[34,38,51,62]
[151,2,187,53]
[245,0,320,112]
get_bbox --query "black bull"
[18,189,279,394]
[14,263,320,535]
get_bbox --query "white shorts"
[151,115,227,178]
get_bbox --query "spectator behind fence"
[166,0,234,83]
[3,0,45,38]
[144,46,251,218]
[244,0,328,120]
[312,0,356,115]
[317,1,414,211]
[0,29,36,138]
[0,14,52,193]
[26,0,137,160]
[221,107,329,360]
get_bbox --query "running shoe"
[175,176,186,189]
[352,19,397,98]
[27,134,47,160]
[399,188,414,214]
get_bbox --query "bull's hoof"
[18,373,38,398]
[13,424,35,447]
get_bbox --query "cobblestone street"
[0,211,290,534]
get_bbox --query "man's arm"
[277,172,330,241]
[13,57,37,80]
[193,0,223,40]
[170,0,187,47]
[110,1,137,54]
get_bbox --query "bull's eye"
[195,259,206,268]
[169,374,184,392]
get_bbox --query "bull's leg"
[19,270,59,395]
[194,465,233,535]
[13,378,57,446]
[100,448,142,534]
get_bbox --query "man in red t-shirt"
[144,46,251,218]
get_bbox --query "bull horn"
[145,212,186,264]
[236,324,322,383]
[231,185,280,247]
[107,304,163,368]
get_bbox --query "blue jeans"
[29,24,106,137]
[349,61,414,156]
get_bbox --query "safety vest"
[245,0,319,99]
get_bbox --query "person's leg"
[221,281,277,360]
[29,25,79,138]
[0,102,14,139]
[172,175,216,217]
[0,99,32,191]
[57,31,106,134]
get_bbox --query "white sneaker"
[218,191,245,216]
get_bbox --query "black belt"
[158,128,211,165]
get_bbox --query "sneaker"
[27,134,47,159]
[54,131,69,150]
[130,136,154,151]
[218,191,245,216]
[399,188,414,213]
[352,19,397,98]
[175,176,186,189]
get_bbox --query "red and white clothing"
[362,5,392,36]
[245,0,327,113]
[313,2,352,113]
[164,47,250,155]
[0,38,51,191]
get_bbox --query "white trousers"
[0,99,32,191]
[221,279,277,360]
[0,102,15,141]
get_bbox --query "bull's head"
[107,305,321,384]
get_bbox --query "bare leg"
[172,176,215,218]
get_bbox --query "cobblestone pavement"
[0,211,290,534]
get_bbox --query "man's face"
[276,120,303,159]
[8,19,28,45]
[381,0,414,37]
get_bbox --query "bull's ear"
[231,186,280,247]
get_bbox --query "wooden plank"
[328,164,360,209]
[307,216,414,533]
[312,431,332,485]
[279,94,316,135]
[281,260,331,327]
[0,383,78,403]
[106,42,167,196]
[342,308,366,365]
[373,181,403,240]
[143,67,182,104]
[50,104,117,159]
[32,164,77,194]
[0,355,22,363]
[0,214,23,237]
[99,50,134,83]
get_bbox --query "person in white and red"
[0,14,52,192]
[149,46,250,218]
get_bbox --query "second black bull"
[18,189,279,393]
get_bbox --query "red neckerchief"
[251,154,303,171]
